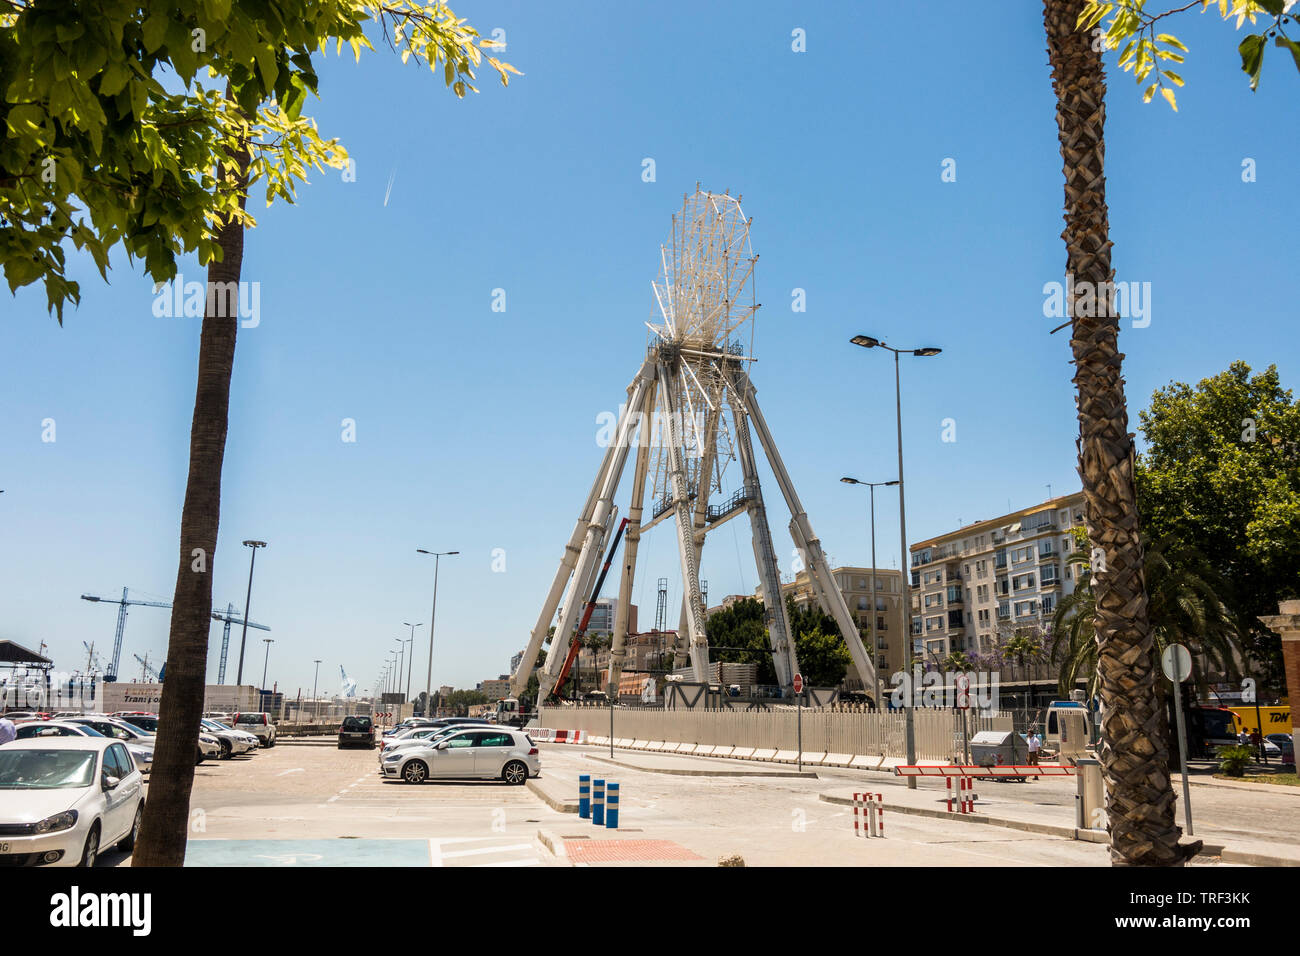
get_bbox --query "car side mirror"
[436,742,449,750]
[103,775,120,790]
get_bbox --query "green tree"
[1136,361,1300,690]
[1080,0,1300,108]
[1,1,520,867]
[1045,0,1185,867]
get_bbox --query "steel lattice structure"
[510,188,876,701]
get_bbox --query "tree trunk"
[132,129,249,867]
[1043,0,1196,865]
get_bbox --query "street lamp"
[311,659,321,722]
[851,335,941,788]
[402,622,423,704]
[416,550,459,718]
[260,637,274,694]
[235,540,267,685]
[394,638,405,703]
[841,476,899,713]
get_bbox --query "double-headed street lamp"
[850,335,941,789]
[235,540,267,685]
[417,550,458,715]
[403,622,423,702]
[840,476,899,714]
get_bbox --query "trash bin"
[970,730,1028,768]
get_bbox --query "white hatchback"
[382,728,540,785]
[0,738,145,867]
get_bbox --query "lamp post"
[840,476,899,714]
[403,622,423,705]
[261,639,274,697]
[394,638,405,702]
[311,659,321,722]
[851,335,941,788]
[235,540,267,685]
[416,550,459,720]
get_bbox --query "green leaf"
[1275,36,1300,74]
[1239,33,1266,89]
[142,13,169,53]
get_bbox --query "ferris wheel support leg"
[537,363,653,701]
[510,362,652,700]
[729,392,799,689]
[608,377,657,696]
[658,361,711,683]
[738,375,878,694]
[675,404,722,661]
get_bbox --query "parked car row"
[374,719,539,785]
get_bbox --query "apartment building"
[479,677,511,701]
[909,491,1086,664]
[754,566,907,688]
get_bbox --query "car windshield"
[236,715,263,725]
[0,750,97,789]
[202,720,233,732]
[342,718,371,730]
[121,717,159,732]
[16,725,84,739]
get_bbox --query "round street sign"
[1161,644,1193,684]
[956,674,971,709]
[793,674,803,694]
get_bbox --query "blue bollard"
[592,779,605,826]
[605,782,619,829]
[578,774,591,819]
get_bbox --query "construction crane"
[133,653,159,682]
[211,603,270,684]
[80,588,172,682]
[550,517,629,701]
[82,641,103,675]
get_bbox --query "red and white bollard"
[855,793,884,838]
[962,778,975,814]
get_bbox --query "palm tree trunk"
[1043,0,1196,866]
[132,127,249,867]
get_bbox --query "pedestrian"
[1238,729,1250,746]
[0,714,15,746]
[1026,729,1041,780]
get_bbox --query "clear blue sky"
[2,1,1295,698]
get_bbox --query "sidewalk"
[818,782,1300,866]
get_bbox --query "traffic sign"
[793,674,803,694]
[1161,644,1192,684]
[956,674,970,709]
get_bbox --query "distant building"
[909,491,1086,663]
[754,566,906,689]
[480,678,511,701]
[509,650,524,675]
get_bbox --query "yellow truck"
[1228,705,1291,737]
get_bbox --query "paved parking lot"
[94,738,1287,867]
[177,739,559,867]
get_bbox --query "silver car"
[377,723,496,765]
[382,728,540,785]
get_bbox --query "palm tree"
[1043,0,1193,865]
[1052,537,1245,702]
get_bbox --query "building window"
[1041,564,1059,583]
[1042,595,1056,615]
[877,615,887,632]
[1011,546,1034,564]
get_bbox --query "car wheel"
[219,739,232,759]
[116,804,143,853]
[79,825,100,868]
[196,748,205,765]
[502,760,529,785]
[267,735,276,748]
[402,760,428,784]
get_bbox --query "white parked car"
[382,728,539,785]
[232,712,276,747]
[377,723,496,765]
[62,717,155,773]
[200,719,258,757]
[0,738,145,866]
